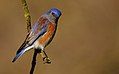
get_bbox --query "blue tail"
[12,50,25,62]
[12,45,34,62]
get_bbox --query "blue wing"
[12,17,49,62]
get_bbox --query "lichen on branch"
[21,0,31,33]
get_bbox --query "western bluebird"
[12,8,62,62]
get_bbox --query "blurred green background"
[0,0,119,74]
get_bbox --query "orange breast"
[39,23,55,44]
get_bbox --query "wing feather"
[16,17,48,55]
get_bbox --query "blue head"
[47,8,62,19]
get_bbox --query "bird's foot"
[43,57,51,64]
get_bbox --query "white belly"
[34,40,44,50]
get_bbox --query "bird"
[12,8,62,62]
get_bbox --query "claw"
[43,57,51,64]
[40,50,52,64]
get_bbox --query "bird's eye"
[51,12,56,17]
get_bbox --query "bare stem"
[21,0,51,74]
[21,0,36,74]
[21,0,31,33]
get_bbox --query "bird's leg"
[40,50,51,64]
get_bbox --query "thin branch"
[21,0,37,74]
[21,0,51,74]
[21,0,31,33]
[30,49,39,74]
